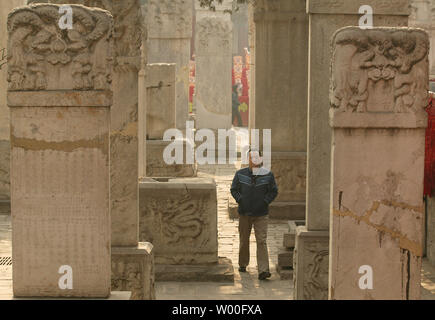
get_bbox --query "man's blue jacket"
[230,167,278,217]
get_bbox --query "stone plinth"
[0,0,26,213]
[8,4,113,298]
[329,27,428,300]
[194,11,233,130]
[139,178,218,265]
[146,0,193,130]
[111,243,156,300]
[146,140,197,177]
[293,227,329,300]
[146,63,176,140]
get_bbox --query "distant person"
[230,149,278,280]
[232,84,243,127]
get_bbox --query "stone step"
[155,257,234,283]
[275,264,293,280]
[278,249,294,268]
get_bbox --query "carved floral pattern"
[331,27,429,114]
[8,4,112,91]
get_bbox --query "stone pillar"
[28,0,155,300]
[409,0,435,75]
[194,0,233,130]
[8,4,113,297]
[248,3,255,133]
[252,0,308,221]
[294,0,410,300]
[144,63,197,177]
[0,0,26,213]
[329,27,428,300]
[146,0,193,130]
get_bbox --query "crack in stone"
[333,200,423,256]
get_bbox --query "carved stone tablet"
[329,27,428,300]
[8,4,113,298]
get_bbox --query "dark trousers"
[238,215,270,273]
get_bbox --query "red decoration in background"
[189,51,251,125]
[424,92,435,196]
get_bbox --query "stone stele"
[146,0,193,130]
[329,27,428,300]
[8,4,113,297]
[0,0,27,214]
[194,15,233,130]
[27,0,156,300]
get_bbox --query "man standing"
[230,149,278,280]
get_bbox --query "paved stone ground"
[1,160,435,299]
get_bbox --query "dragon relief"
[144,193,207,245]
[331,27,429,114]
[7,4,112,91]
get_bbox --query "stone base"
[227,197,305,220]
[155,257,234,282]
[293,227,329,300]
[111,243,156,300]
[139,178,218,265]
[269,202,305,220]
[278,248,293,268]
[146,140,197,177]
[14,291,131,300]
[0,200,10,214]
[275,264,293,280]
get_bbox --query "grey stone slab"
[155,257,234,282]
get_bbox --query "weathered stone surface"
[276,265,293,280]
[0,0,26,205]
[278,249,293,268]
[194,15,233,129]
[139,178,218,265]
[146,140,197,177]
[293,227,329,300]
[146,63,176,140]
[308,0,410,15]
[427,197,435,266]
[283,233,295,249]
[408,0,435,76]
[111,243,156,300]
[8,4,113,297]
[269,202,305,220]
[29,0,144,248]
[146,0,193,129]
[305,0,410,232]
[273,152,306,203]
[228,196,305,221]
[155,257,234,282]
[329,27,428,300]
[252,0,308,223]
